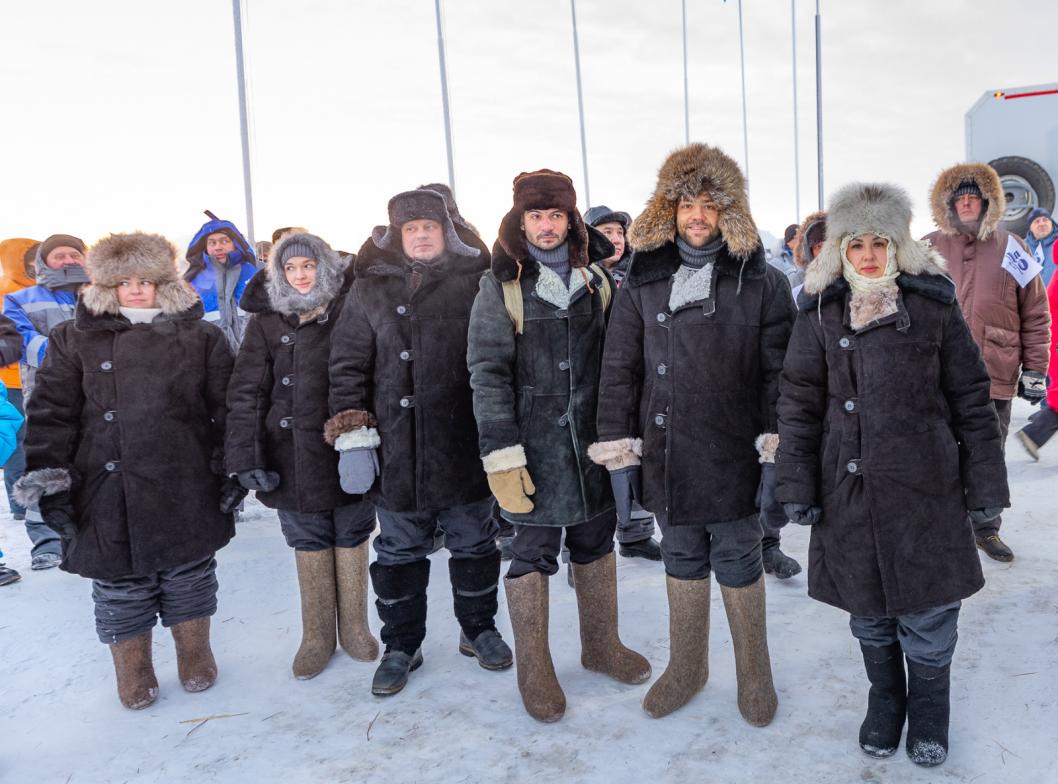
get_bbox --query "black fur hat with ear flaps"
[372,188,480,258]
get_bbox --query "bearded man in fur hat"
[923,163,1050,562]
[468,169,650,723]
[590,143,794,725]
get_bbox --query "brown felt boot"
[571,552,651,685]
[642,575,711,718]
[171,616,218,692]
[504,571,566,722]
[720,575,778,726]
[109,631,159,710]
[335,543,379,661]
[292,549,338,679]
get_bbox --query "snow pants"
[507,510,616,578]
[657,514,763,587]
[373,496,497,566]
[277,500,376,552]
[92,555,218,644]
[849,601,961,668]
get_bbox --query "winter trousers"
[972,400,1011,538]
[3,387,25,516]
[23,504,61,558]
[278,500,376,552]
[849,601,961,668]
[1022,403,1058,449]
[507,511,616,578]
[756,463,786,553]
[373,496,497,565]
[92,555,218,644]
[657,514,763,587]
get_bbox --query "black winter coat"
[776,274,1008,617]
[468,233,617,527]
[226,266,359,513]
[24,301,235,580]
[328,239,491,513]
[596,241,795,526]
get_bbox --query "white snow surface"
[2,400,1056,784]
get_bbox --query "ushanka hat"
[372,188,478,258]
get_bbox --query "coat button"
[846,460,859,474]
[558,414,569,426]
[281,376,291,386]
[657,364,667,376]
[654,414,666,426]
[400,397,411,408]
[104,461,117,472]
[554,309,568,319]
[838,337,850,348]
[397,305,408,315]
[559,360,570,371]
[844,400,855,412]
[103,411,115,422]
[656,313,667,323]
[280,335,291,344]
[100,361,113,371]
[400,350,411,361]
[280,417,291,428]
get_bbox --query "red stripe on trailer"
[1004,89,1058,100]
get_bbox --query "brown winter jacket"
[924,163,1051,399]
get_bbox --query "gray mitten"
[339,448,379,495]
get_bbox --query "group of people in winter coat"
[4,139,1050,771]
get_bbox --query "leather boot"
[171,616,218,692]
[109,630,159,710]
[642,575,710,718]
[859,642,906,757]
[571,552,651,685]
[720,575,778,726]
[334,543,379,661]
[292,549,337,680]
[504,571,566,722]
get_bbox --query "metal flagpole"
[815,0,824,209]
[791,0,801,218]
[570,0,591,207]
[682,0,690,144]
[737,0,750,185]
[434,0,456,193]
[231,0,255,243]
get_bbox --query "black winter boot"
[905,659,951,767]
[450,552,512,670]
[369,559,430,696]
[618,537,663,561]
[858,642,906,757]
[762,547,802,579]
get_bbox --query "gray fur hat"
[372,188,479,258]
[267,232,349,316]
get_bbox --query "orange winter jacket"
[0,238,38,389]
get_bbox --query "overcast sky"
[3,0,1055,255]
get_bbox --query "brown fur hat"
[497,169,591,268]
[82,232,199,316]
[929,162,1005,240]
[794,210,827,269]
[805,182,946,295]
[629,143,758,258]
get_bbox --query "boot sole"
[458,642,514,671]
[371,653,424,696]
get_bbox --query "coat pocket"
[982,324,1021,386]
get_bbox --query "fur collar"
[533,262,588,309]
[797,273,956,312]
[848,286,899,331]
[929,162,1005,240]
[623,240,768,290]
[668,263,714,311]
[75,293,205,330]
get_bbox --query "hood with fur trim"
[82,232,199,317]
[0,238,38,292]
[929,162,1005,240]
[804,182,947,296]
[794,210,827,269]
[255,232,350,317]
[629,143,758,258]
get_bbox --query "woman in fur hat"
[226,232,379,680]
[15,232,242,710]
[776,183,1009,767]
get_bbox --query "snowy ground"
[2,400,1056,784]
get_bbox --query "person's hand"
[338,448,379,495]
[487,466,536,514]
[237,468,280,492]
[783,502,822,526]
[609,465,642,525]
[1018,370,1046,403]
[40,491,78,538]
[968,507,1003,524]
[219,477,249,514]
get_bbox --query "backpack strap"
[501,261,525,335]
[589,264,613,313]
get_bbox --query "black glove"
[968,507,1003,524]
[1018,370,1046,403]
[783,502,822,526]
[756,463,788,529]
[39,491,78,539]
[219,477,249,514]
[609,465,642,526]
[237,468,280,492]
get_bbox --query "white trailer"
[966,81,1058,235]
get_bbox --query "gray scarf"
[38,264,90,290]
[527,242,571,287]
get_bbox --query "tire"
[988,156,1055,236]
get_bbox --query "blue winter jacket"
[1025,222,1058,288]
[2,284,78,398]
[184,218,258,350]
[0,381,23,465]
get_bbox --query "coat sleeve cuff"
[756,433,779,464]
[333,427,381,452]
[14,467,71,507]
[587,438,642,470]
[324,409,378,445]
[482,444,527,474]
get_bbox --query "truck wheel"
[988,156,1055,236]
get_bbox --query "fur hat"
[629,143,758,258]
[804,182,946,295]
[267,232,349,317]
[795,210,827,269]
[496,169,591,268]
[373,188,479,258]
[82,233,199,316]
[929,162,1005,240]
[417,182,473,230]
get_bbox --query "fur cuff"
[14,467,72,507]
[333,427,381,452]
[323,409,378,445]
[482,444,527,474]
[587,438,643,470]
[755,433,779,464]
